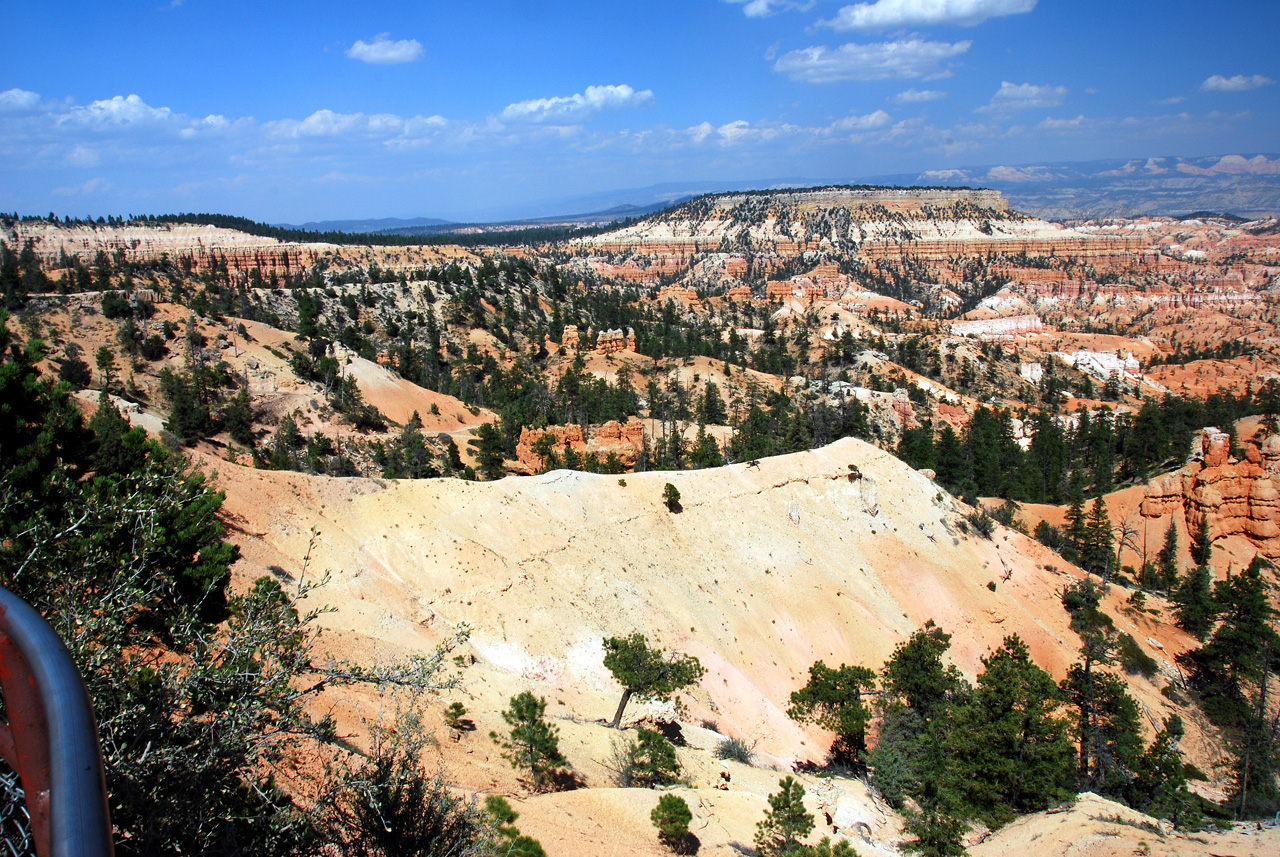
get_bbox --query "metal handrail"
[0,585,113,857]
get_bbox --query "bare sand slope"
[218,436,1122,760]
[210,437,1275,856]
[969,793,1278,857]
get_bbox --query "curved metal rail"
[0,585,113,857]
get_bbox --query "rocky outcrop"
[514,418,646,474]
[1140,428,1280,557]
[595,327,635,354]
[950,315,1043,337]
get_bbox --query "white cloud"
[679,110,895,147]
[1156,95,1185,105]
[52,177,112,197]
[265,109,447,141]
[1199,74,1274,92]
[1037,114,1085,132]
[774,39,970,83]
[63,94,173,127]
[501,84,654,122]
[977,80,1067,112]
[345,33,424,65]
[820,0,1036,31]
[0,88,42,113]
[893,88,947,103]
[832,110,893,131]
[723,0,813,17]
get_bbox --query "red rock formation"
[657,285,699,304]
[1140,429,1280,557]
[596,327,635,354]
[592,418,645,464]
[514,418,646,474]
[726,285,753,301]
[936,403,968,429]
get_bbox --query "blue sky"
[1,0,1277,222]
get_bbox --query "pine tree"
[1156,520,1179,591]
[1083,496,1115,578]
[469,421,507,480]
[651,794,692,852]
[1189,558,1279,729]
[754,776,814,857]
[1171,565,1217,640]
[944,635,1074,826]
[787,660,877,766]
[881,622,964,724]
[602,633,705,728]
[491,692,566,790]
[1128,725,1201,829]
[1063,479,1088,562]
[1190,515,1213,567]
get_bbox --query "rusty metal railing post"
[0,585,114,857]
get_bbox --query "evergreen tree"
[89,391,148,476]
[602,633,705,728]
[491,692,566,791]
[469,421,507,480]
[1082,496,1114,577]
[700,380,727,425]
[651,794,692,852]
[222,387,255,447]
[1189,557,1279,729]
[1155,520,1179,591]
[944,635,1074,826]
[1128,725,1201,829]
[787,660,877,766]
[881,621,964,724]
[1061,665,1142,798]
[57,342,92,387]
[1171,565,1217,640]
[1190,515,1213,567]
[1063,478,1088,562]
[754,776,813,857]
[934,424,967,493]
[626,728,683,788]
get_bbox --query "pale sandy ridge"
[208,437,1273,855]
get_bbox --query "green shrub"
[714,736,755,765]
[1118,633,1159,678]
[651,794,692,852]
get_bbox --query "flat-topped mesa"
[570,186,1142,281]
[688,186,1009,217]
[7,221,330,275]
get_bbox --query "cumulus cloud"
[680,110,896,148]
[893,88,947,103]
[977,81,1067,112]
[820,0,1036,31]
[1199,74,1274,92]
[63,94,174,127]
[0,88,42,113]
[265,108,447,140]
[501,84,654,122]
[774,39,970,83]
[345,34,424,65]
[723,0,813,17]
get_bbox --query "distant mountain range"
[279,154,1280,234]
[879,153,1280,221]
[275,216,454,234]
